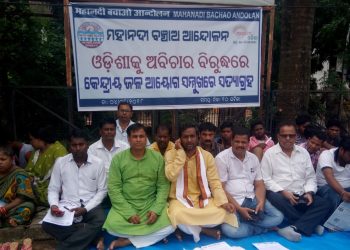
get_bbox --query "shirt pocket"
[242,166,256,182]
[292,159,308,179]
[84,177,97,192]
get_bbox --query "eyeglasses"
[118,109,132,113]
[279,134,296,139]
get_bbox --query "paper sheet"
[194,241,245,250]
[253,242,289,250]
[42,205,75,226]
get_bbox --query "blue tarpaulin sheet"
[90,230,350,250]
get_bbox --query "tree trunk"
[277,0,315,121]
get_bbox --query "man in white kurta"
[42,130,107,250]
[261,122,330,242]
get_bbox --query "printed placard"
[69,3,262,111]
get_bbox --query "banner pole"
[259,8,268,119]
[266,6,275,98]
[63,0,72,87]
[63,0,74,131]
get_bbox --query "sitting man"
[199,122,224,157]
[88,117,129,176]
[300,127,326,171]
[115,102,135,144]
[149,124,175,156]
[42,129,107,250]
[216,128,283,239]
[323,119,342,149]
[4,130,33,168]
[218,121,233,150]
[248,120,274,161]
[88,117,129,249]
[261,121,330,242]
[316,136,350,215]
[115,102,150,145]
[295,114,311,145]
[165,123,237,242]
[103,123,174,249]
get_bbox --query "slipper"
[1,242,11,250]
[20,239,32,250]
[9,242,19,250]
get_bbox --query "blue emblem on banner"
[77,22,104,48]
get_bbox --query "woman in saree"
[25,126,67,206]
[0,146,35,227]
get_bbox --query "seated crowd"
[0,104,349,250]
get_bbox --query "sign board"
[69,3,262,110]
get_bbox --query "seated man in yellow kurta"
[149,124,175,156]
[165,123,238,242]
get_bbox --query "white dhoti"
[109,225,174,248]
[178,224,218,243]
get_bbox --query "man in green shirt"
[103,123,174,249]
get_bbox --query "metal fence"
[5,86,350,142]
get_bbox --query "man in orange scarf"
[165,123,237,242]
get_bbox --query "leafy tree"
[271,0,350,126]
[0,0,67,136]
[309,0,350,126]
[312,0,350,73]
[0,1,34,127]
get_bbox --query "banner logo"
[77,22,104,48]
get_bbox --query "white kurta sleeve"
[261,151,284,192]
[84,162,107,212]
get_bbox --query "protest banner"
[69,3,262,111]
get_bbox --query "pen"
[80,199,85,208]
[63,206,71,211]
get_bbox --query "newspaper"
[324,201,350,231]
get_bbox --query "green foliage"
[308,93,326,119]
[0,1,69,138]
[312,0,350,72]
[0,1,65,87]
[308,71,348,120]
[319,71,348,94]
